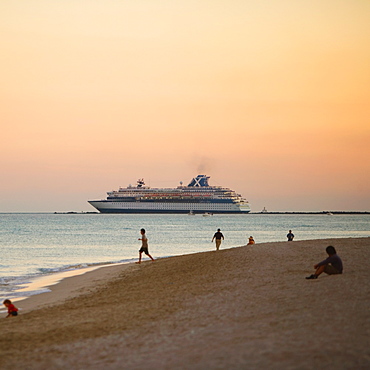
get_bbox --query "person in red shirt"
[3,299,18,318]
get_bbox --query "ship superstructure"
[88,175,251,214]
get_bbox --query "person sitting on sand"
[137,228,154,264]
[3,299,18,318]
[306,245,343,279]
[287,230,294,241]
[212,228,224,251]
[247,236,255,245]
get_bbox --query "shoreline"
[0,262,132,317]
[1,237,369,369]
[1,262,131,306]
[0,260,137,310]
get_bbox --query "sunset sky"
[1,0,369,212]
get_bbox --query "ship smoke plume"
[193,156,214,174]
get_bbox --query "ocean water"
[0,213,369,305]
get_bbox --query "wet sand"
[1,237,369,369]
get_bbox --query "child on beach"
[3,299,18,318]
[137,228,155,264]
[306,246,343,279]
[247,236,255,245]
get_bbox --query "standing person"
[3,299,18,318]
[212,228,224,251]
[306,246,343,279]
[247,236,255,245]
[287,230,294,241]
[137,228,154,264]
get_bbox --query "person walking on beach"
[247,236,255,245]
[3,299,18,318]
[212,228,224,251]
[137,228,154,264]
[287,230,294,241]
[306,245,343,279]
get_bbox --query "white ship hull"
[88,200,251,214]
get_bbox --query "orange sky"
[1,0,369,212]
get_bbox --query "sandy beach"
[1,237,369,369]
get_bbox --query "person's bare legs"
[136,252,143,264]
[306,265,325,279]
[136,252,154,263]
[314,265,325,276]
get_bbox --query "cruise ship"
[88,175,251,214]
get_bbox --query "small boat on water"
[202,212,213,217]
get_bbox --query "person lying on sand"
[306,245,343,279]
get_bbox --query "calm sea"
[0,213,369,305]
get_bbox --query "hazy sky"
[1,0,369,212]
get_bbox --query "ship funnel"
[188,175,210,187]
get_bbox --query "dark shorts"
[324,264,341,275]
[10,311,18,316]
[139,247,149,255]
